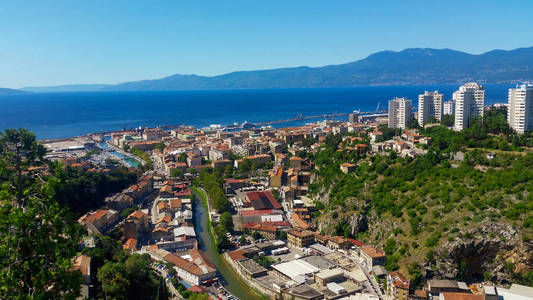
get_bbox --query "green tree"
[0,129,84,298]
[155,143,166,151]
[171,169,184,179]
[97,262,129,300]
[219,212,234,232]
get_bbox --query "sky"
[1,1,533,88]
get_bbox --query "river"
[193,197,266,300]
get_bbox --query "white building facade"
[418,91,443,126]
[453,83,485,131]
[443,100,455,116]
[508,84,533,134]
[388,97,412,129]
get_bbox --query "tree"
[0,129,84,298]
[219,212,234,232]
[155,143,166,151]
[97,262,129,300]
[252,231,262,240]
[214,225,232,252]
[171,168,184,179]
[178,152,187,163]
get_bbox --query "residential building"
[453,83,485,131]
[386,271,410,300]
[340,163,356,174]
[418,91,443,126]
[443,100,455,116]
[287,229,316,248]
[73,255,91,300]
[388,97,412,129]
[163,249,217,285]
[360,246,386,267]
[508,83,533,134]
[349,112,360,123]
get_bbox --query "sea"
[0,85,513,140]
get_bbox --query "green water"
[193,197,266,300]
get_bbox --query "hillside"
[308,110,533,288]
[20,46,533,92]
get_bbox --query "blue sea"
[0,85,513,139]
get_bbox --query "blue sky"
[1,1,532,88]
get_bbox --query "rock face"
[429,221,532,285]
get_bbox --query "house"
[243,223,278,240]
[212,159,232,169]
[287,229,316,248]
[122,238,138,252]
[73,255,91,300]
[386,271,410,300]
[289,156,303,169]
[327,236,351,250]
[78,209,119,233]
[124,210,149,239]
[340,163,356,174]
[360,246,386,267]
[269,165,284,188]
[163,249,217,285]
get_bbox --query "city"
[30,83,532,300]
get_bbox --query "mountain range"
[15,46,533,93]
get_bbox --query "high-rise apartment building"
[348,112,359,123]
[418,91,443,126]
[508,84,533,134]
[443,100,455,116]
[388,97,412,129]
[453,83,485,131]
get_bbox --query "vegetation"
[254,256,276,268]
[0,129,84,298]
[309,109,533,282]
[199,170,230,212]
[84,235,162,300]
[54,165,138,216]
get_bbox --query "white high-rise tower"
[388,97,412,129]
[508,84,533,134]
[453,83,485,131]
[418,91,443,126]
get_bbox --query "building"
[418,91,443,126]
[388,97,412,129]
[443,100,455,116]
[386,271,410,300]
[508,83,533,134]
[269,165,284,188]
[73,255,91,300]
[453,83,485,131]
[360,246,386,267]
[315,268,345,286]
[163,249,217,285]
[427,280,465,296]
[340,163,356,174]
[349,112,360,123]
[287,229,316,248]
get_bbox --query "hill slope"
[105,47,533,90]
[21,47,533,92]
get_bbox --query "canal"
[98,138,141,168]
[193,197,266,300]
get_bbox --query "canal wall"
[223,253,279,299]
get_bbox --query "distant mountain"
[23,47,533,92]
[21,84,111,93]
[0,87,28,95]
